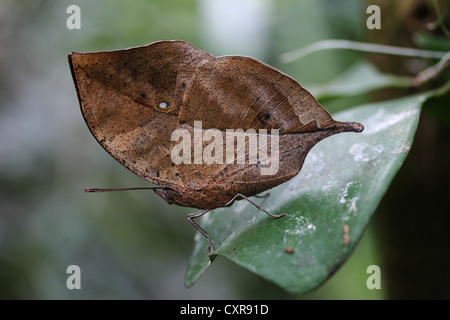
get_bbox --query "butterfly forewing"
[69,41,213,191]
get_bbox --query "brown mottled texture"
[69,40,363,210]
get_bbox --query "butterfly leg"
[187,209,214,257]
[225,193,285,218]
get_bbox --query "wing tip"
[343,121,364,133]
[323,121,364,134]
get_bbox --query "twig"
[412,51,450,86]
[430,0,450,37]
[280,39,449,64]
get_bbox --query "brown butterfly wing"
[176,55,363,205]
[69,41,213,192]
[70,41,362,210]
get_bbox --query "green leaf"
[308,60,412,99]
[185,88,446,294]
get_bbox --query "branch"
[280,39,449,64]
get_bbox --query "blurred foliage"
[0,0,449,299]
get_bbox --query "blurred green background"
[0,0,448,299]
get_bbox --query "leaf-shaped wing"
[70,40,362,210]
[176,55,363,204]
[69,41,213,191]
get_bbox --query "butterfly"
[68,40,363,257]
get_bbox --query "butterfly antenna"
[84,187,167,193]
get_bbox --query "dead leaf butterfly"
[68,40,363,257]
